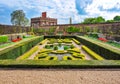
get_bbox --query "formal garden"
[0,33,120,68]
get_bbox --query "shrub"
[70,44,75,49]
[0,35,8,43]
[54,46,58,50]
[17,46,38,60]
[45,45,51,49]
[63,56,77,60]
[64,46,69,50]
[72,38,80,45]
[39,39,47,45]
[58,39,63,43]
[52,50,67,54]
[38,49,52,53]
[72,53,85,60]
[63,39,72,43]
[82,45,104,60]
[67,48,81,53]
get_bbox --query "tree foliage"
[11,10,29,26]
[66,26,79,33]
[113,15,120,22]
[82,16,105,24]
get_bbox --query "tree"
[82,16,105,24]
[113,15,120,22]
[11,10,29,26]
[106,20,114,23]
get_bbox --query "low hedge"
[35,56,58,60]
[82,45,104,60]
[0,60,120,68]
[72,38,80,45]
[17,46,39,60]
[67,48,81,53]
[63,56,77,60]
[39,39,47,45]
[51,50,67,54]
[72,53,85,60]
[76,36,120,60]
[38,49,52,53]
[0,36,44,59]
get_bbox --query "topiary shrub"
[45,45,51,49]
[64,46,69,50]
[63,56,77,60]
[54,46,58,50]
[70,44,75,49]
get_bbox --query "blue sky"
[0,0,120,25]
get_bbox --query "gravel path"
[0,69,119,84]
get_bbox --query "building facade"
[31,12,57,28]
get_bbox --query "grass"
[0,36,38,49]
[78,36,120,54]
[85,36,120,49]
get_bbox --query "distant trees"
[11,10,29,26]
[82,16,105,24]
[82,15,120,24]
[66,26,79,33]
[113,16,120,22]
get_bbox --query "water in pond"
[49,53,71,60]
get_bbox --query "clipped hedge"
[67,48,81,53]
[0,60,120,68]
[17,46,39,60]
[0,36,44,59]
[63,56,77,60]
[72,38,80,45]
[76,36,120,60]
[82,45,104,60]
[0,35,8,43]
[39,39,48,45]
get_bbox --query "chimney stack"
[42,12,47,18]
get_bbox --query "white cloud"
[0,0,120,24]
[86,0,120,20]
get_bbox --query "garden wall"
[0,36,44,59]
[76,36,120,60]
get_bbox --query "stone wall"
[37,22,120,36]
[0,24,31,35]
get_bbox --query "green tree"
[113,15,120,22]
[106,20,114,23]
[11,10,29,26]
[82,16,105,24]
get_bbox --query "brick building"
[31,12,57,28]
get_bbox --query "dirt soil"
[0,69,119,84]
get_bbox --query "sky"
[0,0,120,25]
